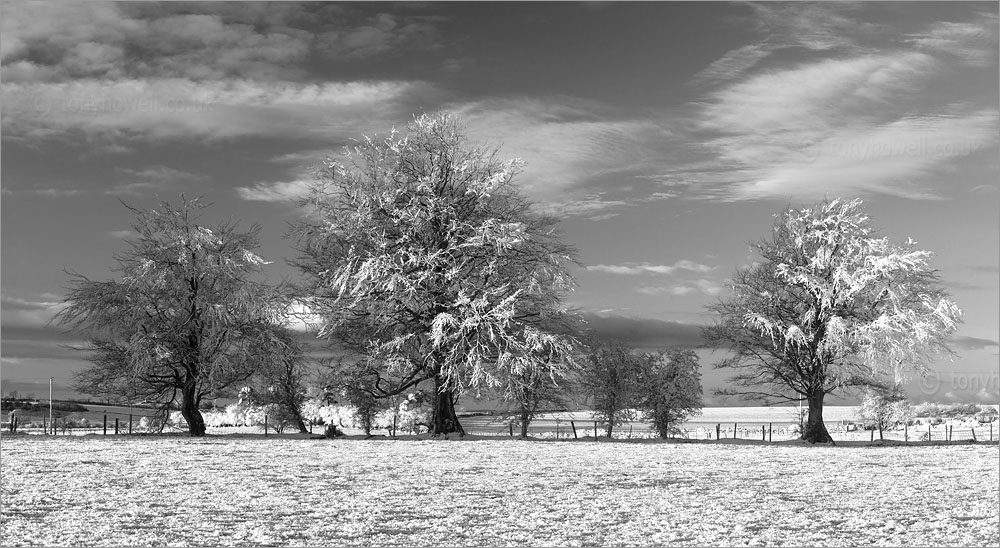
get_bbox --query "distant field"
[2,437,997,546]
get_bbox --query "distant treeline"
[1,400,89,413]
[913,402,998,419]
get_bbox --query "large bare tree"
[705,198,962,443]
[291,113,579,435]
[58,198,290,436]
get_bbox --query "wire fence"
[4,413,998,444]
[459,417,999,444]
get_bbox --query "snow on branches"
[292,113,579,412]
[735,198,962,387]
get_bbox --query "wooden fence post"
[928,424,932,441]
[870,429,874,442]
[716,423,721,440]
[762,425,766,441]
[971,428,976,442]
[768,423,772,442]
[594,421,598,439]
[990,423,993,442]
[904,423,908,442]
[43,416,47,435]
[115,418,119,435]
[734,423,738,439]
[129,414,133,435]
[570,421,578,439]
[509,422,513,437]
[103,414,107,436]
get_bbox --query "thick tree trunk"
[520,408,531,438]
[801,391,833,444]
[293,413,309,434]
[430,375,464,435]
[606,421,614,439]
[180,381,206,437]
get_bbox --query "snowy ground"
[1,437,997,546]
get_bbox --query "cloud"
[950,336,1000,351]
[586,260,715,276]
[0,3,312,82]
[906,16,999,68]
[315,13,445,59]
[694,49,998,200]
[531,194,629,219]
[689,43,772,87]
[636,279,723,297]
[450,97,679,202]
[1,296,67,328]
[236,179,313,202]
[580,312,705,349]
[2,78,439,143]
[111,165,208,195]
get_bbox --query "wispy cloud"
[236,179,312,202]
[111,165,207,195]
[2,78,439,143]
[451,97,679,203]
[0,3,449,83]
[636,279,723,297]
[690,33,998,200]
[689,43,772,87]
[906,15,999,68]
[1,295,67,328]
[587,260,715,276]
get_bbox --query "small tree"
[505,365,572,438]
[581,340,645,438]
[857,386,912,440]
[58,198,288,436]
[640,349,703,439]
[291,113,578,435]
[251,328,311,433]
[705,198,962,443]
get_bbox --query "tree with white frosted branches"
[856,384,913,441]
[58,198,291,436]
[291,113,579,435]
[705,198,961,444]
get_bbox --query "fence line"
[4,415,997,444]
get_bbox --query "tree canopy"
[291,113,580,434]
[705,198,962,443]
[57,198,291,436]
[640,348,702,438]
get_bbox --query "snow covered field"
[2,437,997,546]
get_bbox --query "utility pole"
[49,377,54,435]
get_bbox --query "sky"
[2,1,998,406]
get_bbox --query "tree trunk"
[430,375,464,435]
[606,420,614,439]
[293,413,309,434]
[180,381,206,437]
[801,390,833,444]
[520,408,530,438]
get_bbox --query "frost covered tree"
[291,113,579,435]
[248,327,312,434]
[58,198,290,436]
[856,385,912,440]
[581,340,645,438]
[640,349,703,438]
[505,363,573,438]
[705,198,962,443]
